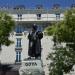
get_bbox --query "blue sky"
[0,0,75,9]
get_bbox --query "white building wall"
[0,33,54,65]
[11,13,64,22]
[0,34,16,64]
[0,13,64,75]
[0,12,75,75]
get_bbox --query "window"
[16,38,22,48]
[56,14,60,20]
[18,14,22,20]
[16,51,21,62]
[15,25,24,33]
[37,14,41,19]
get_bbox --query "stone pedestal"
[19,58,45,75]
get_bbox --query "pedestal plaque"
[19,58,45,75]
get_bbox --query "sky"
[0,0,75,9]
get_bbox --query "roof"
[0,8,66,14]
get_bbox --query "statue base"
[19,57,45,75]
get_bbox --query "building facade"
[0,6,65,64]
[1,5,75,75]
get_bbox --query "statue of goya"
[28,24,43,59]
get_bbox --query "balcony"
[15,60,21,64]
[15,33,23,36]
[15,47,22,51]
[13,16,63,22]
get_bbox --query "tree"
[46,8,75,75]
[0,12,15,75]
[0,12,15,50]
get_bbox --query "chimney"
[52,4,60,9]
[36,5,43,9]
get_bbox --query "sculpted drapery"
[28,25,43,58]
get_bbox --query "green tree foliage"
[46,8,75,75]
[0,12,15,48]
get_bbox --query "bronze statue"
[28,25,43,59]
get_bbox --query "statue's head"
[32,24,38,32]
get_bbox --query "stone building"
[0,4,74,75]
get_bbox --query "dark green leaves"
[46,9,75,75]
[0,12,15,47]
